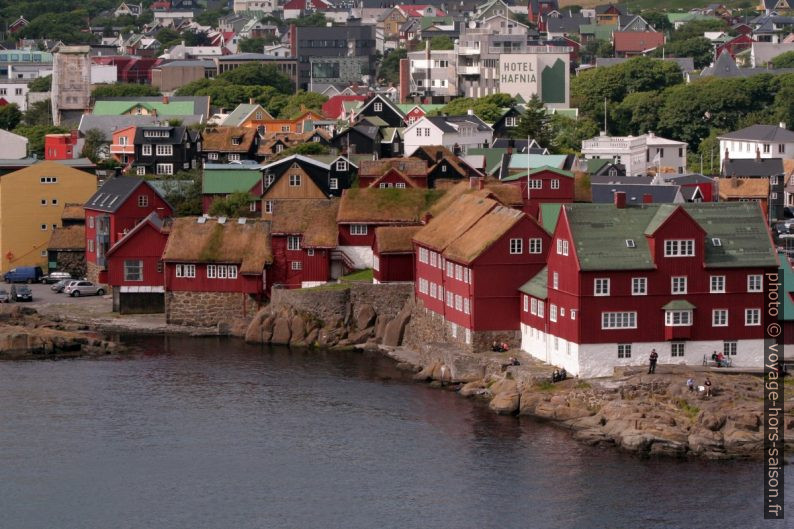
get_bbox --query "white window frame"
[710,275,725,293]
[287,235,300,251]
[632,277,647,296]
[329,178,339,190]
[601,311,637,329]
[335,160,347,171]
[665,310,692,326]
[123,259,143,282]
[712,309,728,327]
[551,179,560,190]
[530,297,538,315]
[142,144,152,156]
[374,102,383,112]
[671,342,685,357]
[155,144,173,156]
[617,344,631,358]
[509,238,523,254]
[289,174,301,187]
[671,276,687,295]
[664,239,695,257]
[552,272,559,289]
[747,274,762,292]
[594,278,610,296]
[350,224,368,236]
[156,163,173,175]
[529,238,542,254]
[745,308,761,326]
[550,304,557,322]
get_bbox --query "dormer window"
[664,239,694,257]
[712,238,722,247]
[231,137,242,145]
[625,239,636,248]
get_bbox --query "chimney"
[780,122,787,129]
[162,95,169,105]
[642,193,653,204]
[732,177,740,188]
[467,108,474,116]
[249,97,255,105]
[422,211,433,224]
[614,191,626,209]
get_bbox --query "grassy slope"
[559,0,751,10]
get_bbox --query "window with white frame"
[523,295,529,312]
[505,116,517,127]
[528,179,542,189]
[329,178,338,190]
[287,236,300,250]
[562,240,568,255]
[228,153,241,161]
[550,304,557,322]
[446,291,453,307]
[671,342,685,357]
[455,295,462,311]
[594,278,610,296]
[207,265,217,278]
[137,166,146,175]
[509,238,523,254]
[745,308,760,326]
[463,298,470,314]
[530,298,537,315]
[455,264,462,281]
[156,163,173,175]
[552,272,559,289]
[418,247,428,263]
[430,252,437,267]
[710,275,725,293]
[142,144,152,156]
[538,301,545,318]
[747,274,762,292]
[291,261,302,271]
[570,309,576,320]
[665,310,692,326]
[350,224,367,235]
[551,179,560,190]
[664,239,695,257]
[632,277,647,295]
[88,239,94,252]
[712,309,728,326]
[208,152,218,160]
[529,238,542,254]
[264,200,273,214]
[175,264,196,278]
[617,344,631,358]
[463,268,469,283]
[724,340,737,356]
[671,276,687,294]
[602,311,637,329]
[418,278,428,294]
[374,102,383,112]
[137,195,149,208]
[446,262,453,277]
[429,282,436,298]
[155,144,173,156]
[289,174,301,186]
[336,160,347,171]
[123,260,143,281]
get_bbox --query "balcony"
[110,143,135,155]
[459,66,480,75]
[458,47,480,55]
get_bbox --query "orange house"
[110,126,137,170]
[262,110,325,134]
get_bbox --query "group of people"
[687,377,713,397]
[551,368,567,383]
[710,351,732,368]
[491,341,510,353]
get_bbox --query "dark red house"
[717,34,754,59]
[373,226,420,283]
[161,217,272,326]
[105,212,170,314]
[502,166,575,218]
[84,177,173,285]
[413,193,551,350]
[520,199,778,378]
[92,56,160,84]
[322,95,367,120]
[269,198,340,289]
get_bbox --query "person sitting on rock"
[492,341,500,352]
[560,368,567,380]
[552,369,560,382]
[501,342,509,352]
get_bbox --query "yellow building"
[0,161,96,272]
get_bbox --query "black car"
[11,285,32,302]
[0,289,10,303]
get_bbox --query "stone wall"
[85,260,103,285]
[54,250,85,279]
[166,290,262,327]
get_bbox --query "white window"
[275,144,284,153]
[617,344,631,358]
[710,275,725,293]
[529,179,542,189]
[155,144,172,156]
[747,274,762,292]
[671,342,685,357]
[664,239,695,257]
[446,291,453,307]
[228,266,237,279]
[505,116,517,127]
[455,264,462,281]
[124,260,143,281]
[142,144,152,156]
[745,308,760,326]
[40,177,58,184]
[463,298,470,314]
[51,198,57,205]
[287,236,300,250]
[207,264,217,278]
[329,178,339,190]
[671,276,687,294]
[156,163,173,175]
[281,126,290,133]
[264,201,273,214]
[724,340,737,356]
[537,301,545,318]
[570,309,576,320]
[509,238,523,254]
[374,102,383,112]
[455,295,462,311]
[118,136,128,146]
[712,309,728,327]
[289,174,301,186]
[395,183,406,189]
[430,252,437,268]
[136,166,146,175]
[137,195,149,208]
[601,311,637,329]
[175,264,196,278]
[336,160,347,171]
[594,278,610,296]
[552,272,559,289]
[40,199,46,206]
[523,295,529,312]
[463,268,469,283]
[430,282,437,298]
[632,277,647,295]
[418,247,428,263]
[530,297,538,315]
[228,153,241,162]
[550,304,557,322]
[88,239,94,252]
[551,179,560,190]
[529,238,542,254]
[40,224,47,231]
[350,224,368,236]
[291,261,303,270]
[665,310,692,326]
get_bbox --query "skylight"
[712,238,722,247]
[625,239,636,248]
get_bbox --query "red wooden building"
[44,131,79,160]
[520,198,778,378]
[502,165,575,218]
[716,34,754,59]
[161,217,272,326]
[373,226,420,283]
[105,212,170,314]
[269,199,340,289]
[84,177,173,285]
[413,193,551,350]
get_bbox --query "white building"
[403,113,493,156]
[233,0,277,14]
[0,80,29,110]
[581,132,688,176]
[0,129,28,159]
[718,123,794,168]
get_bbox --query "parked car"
[51,279,70,293]
[41,271,72,284]
[10,285,32,302]
[65,281,105,297]
[4,266,43,284]
[0,289,10,303]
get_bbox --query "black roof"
[590,174,653,185]
[85,177,147,213]
[133,126,194,145]
[723,158,785,177]
[660,173,716,185]
[592,183,681,204]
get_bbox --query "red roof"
[399,4,445,17]
[613,31,665,53]
[0,98,8,106]
[322,95,367,119]
[283,0,331,9]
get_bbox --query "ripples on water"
[0,335,789,529]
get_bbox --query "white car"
[64,281,105,297]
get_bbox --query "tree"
[156,28,182,49]
[209,191,258,218]
[0,104,23,131]
[611,91,663,136]
[13,125,68,156]
[20,12,96,43]
[655,37,714,69]
[238,37,267,53]
[176,79,282,109]
[182,30,212,47]
[217,64,294,93]
[80,128,105,162]
[669,18,727,42]
[275,91,328,118]
[288,12,327,26]
[512,96,550,146]
[153,170,203,216]
[435,93,516,123]
[642,11,673,33]
[548,114,600,154]
[429,36,454,50]
[378,48,407,85]
[195,7,230,26]
[22,100,53,126]
[92,83,161,98]
[272,142,330,160]
[27,75,51,92]
[771,51,794,68]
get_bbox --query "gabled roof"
[718,177,770,198]
[133,125,193,145]
[106,212,170,258]
[162,217,272,273]
[322,95,367,118]
[414,193,497,251]
[723,158,785,177]
[61,204,85,221]
[613,31,665,53]
[201,126,258,152]
[519,266,547,299]
[359,158,427,177]
[562,202,778,271]
[271,198,340,248]
[375,225,422,254]
[47,225,86,251]
[444,205,526,265]
[591,183,682,204]
[93,99,198,117]
[202,169,263,195]
[337,188,442,224]
[719,124,794,143]
[85,177,166,213]
[221,103,274,127]
[352,94,406,121]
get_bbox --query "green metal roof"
[93,101,196,116]
[540,203,562,235]
[586,158,609,173]
[520,266,547,299]
[396,103,446,114]
[421,16,453,30]
[563,203,779,271]
[530,165,573,178]
[508,154,568,171]
[222,104,260,126]
[466,147,507,176]
[662,300,696,310]
[579,24,615,41]
[779,252,794,321]
[202,169,262,194]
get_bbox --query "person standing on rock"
[687,378,695,392]
[648,349,658,374]
[704,377,712,397]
